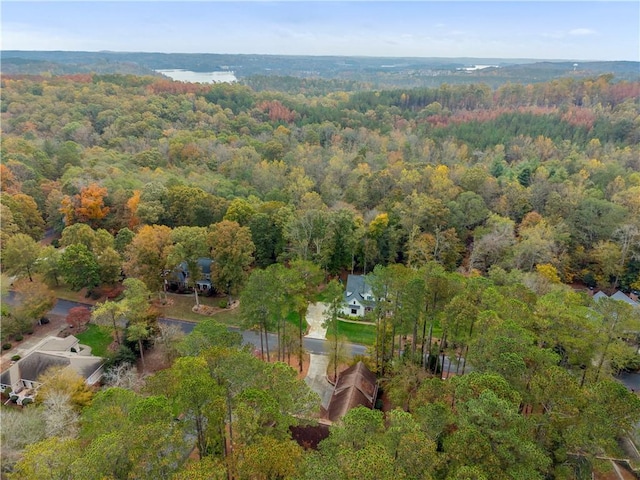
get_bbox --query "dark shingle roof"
[327,361,378,423]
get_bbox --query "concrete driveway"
[305,302,328,340]
[303,303,335,408]
[304,353,334,409]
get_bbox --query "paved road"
[4,294,465,369]
[160,317,368,357]
[3,294,368,358]
[4,292,92,318]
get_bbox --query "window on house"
[351,309,357,315]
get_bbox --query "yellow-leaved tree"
[36,366,93,409]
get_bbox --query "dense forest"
[4,51,640,88]
[1,70,640,479]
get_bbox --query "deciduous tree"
[1,233,40,281]
[36,366,93,409]
[58,243,100,291]
[592,296,640,382]
[35,245,62,287]
[124,224,173,293]
[11,278,57,332]
[147,356,224,459]
[66,306,91,330]
[8,437,81,480]
[1,407,46,472]
[208,220,255,302]
[178,318,242,357]
[60,182,110,228]
[91,300,126,346]
[0,193,45,240]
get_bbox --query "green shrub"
[104,345,136,369]
[21,398,33,406]
[14,334,23,342]
[218,300,228,309]
[11,355,20,362]
[2,343,11,350]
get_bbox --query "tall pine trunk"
[298,310,305,373]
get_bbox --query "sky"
[2,1,639,61]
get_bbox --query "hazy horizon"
[5,49,633,64]
[2,2,639,62]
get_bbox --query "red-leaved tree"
[66,306,91,330]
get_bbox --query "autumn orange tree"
[60,183,110,228]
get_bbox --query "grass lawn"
[335,319,443,347]
[75,324,113,357]
[210,307,243,327]
[159,293,217,322]
[313,288,332,303]
[338,320,376,346]
[286,311,304,328]
[50,285,98,305]
[159,293,244,326]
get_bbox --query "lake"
[155,69,237,83]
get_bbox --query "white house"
[341,274,375,318]
[0,335,104,405]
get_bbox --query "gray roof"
[344,275,372,304]
[169,258,212,283]
[8,352,70,383]
[68,356,104,379]
[197,258,212,276]
[611,291,639,307]
[1,353,104,386]
[594,290,639,308]
[38,336,79,352]
[0,335,104,387]
[593,291,609,301]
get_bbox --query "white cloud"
[569,28,597,36]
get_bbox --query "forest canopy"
[1,73,638,289]
[1,70,640,479]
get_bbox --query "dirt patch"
[290,424,330,450]
[192,300,239,316]
[137,344,171,374]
